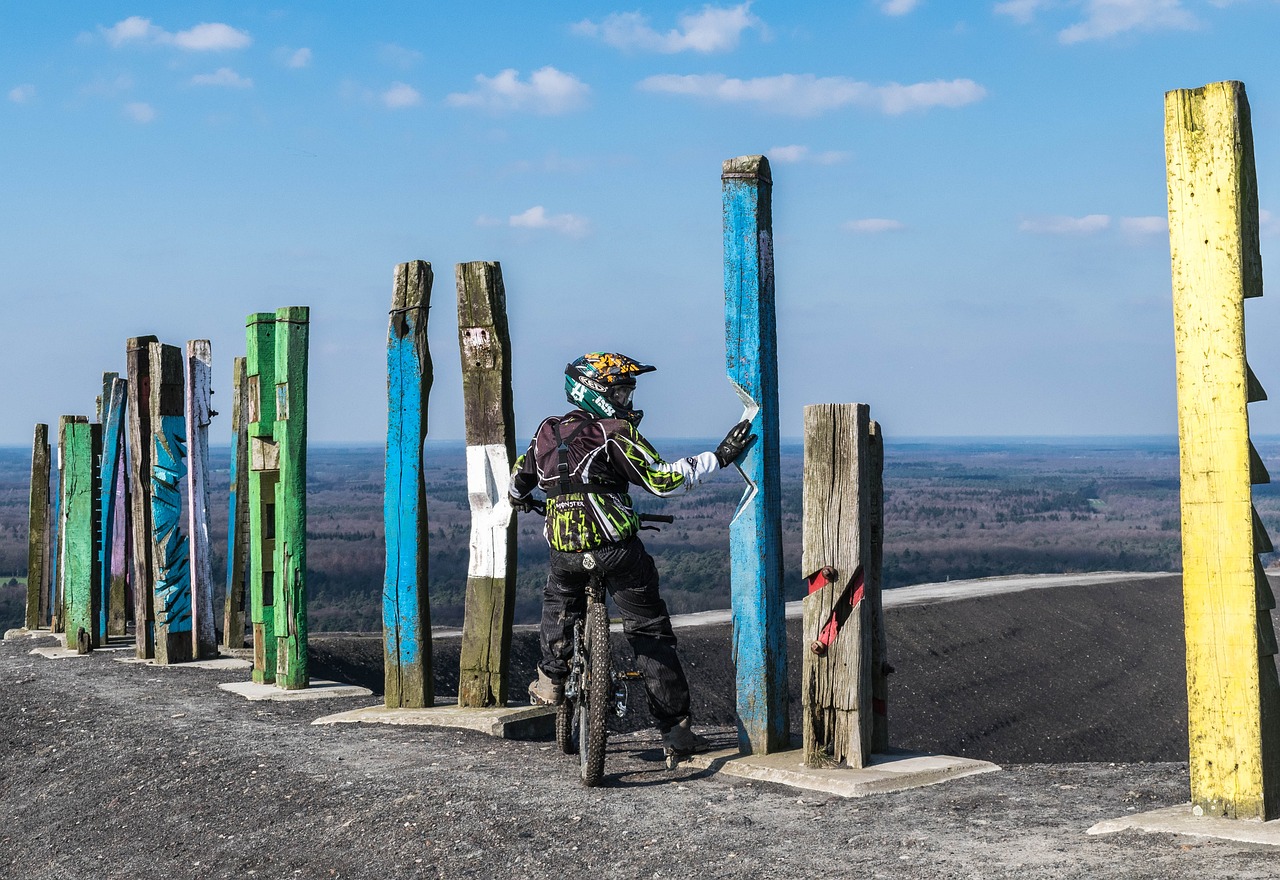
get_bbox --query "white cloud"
[8,84,35,104]
[1119,215,1167,234]
[191,68,253,88]
[124,102,156,123]
[993,0,1051,25]
[638,73,985,116]
[880,0,922,15]
[505,206,591,238]
[447,67,590,115]
[1019,214,1112,233]
[1060,0,1198,43]
[769,144,851,164]
[1261,208,1279,238]
[100,16,251,51]
[572,3,762,53]
[379,43,424,69]
[381,82,422,109]
[281,47,312,69]
[844,218,906,233]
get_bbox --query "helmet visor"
[608,383,635,408]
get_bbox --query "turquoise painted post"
[150,342,193,664]
[97,375,127,645]
[384,261,434,708]
[61,416,98,649]
[723,154,789,754]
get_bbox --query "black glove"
[510,494,534,513]
[715,419,755,467]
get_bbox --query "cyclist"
[509,352,753,756]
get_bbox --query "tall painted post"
[456,261,517,708]
[246,313,278,684]
[722,154,789,754]
[868,420,890,753]
[50,445,62,631]
[1167,80,1280,820]
[273,307,309,689]
[126,335,158,658]
[97,375,127,645]
[224,356,250,650]
[149,342,193,665]
[60,415,98,650]
[186,340,217,659]
[384,262,434,708]
[25,424,51,630]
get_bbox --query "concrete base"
[1087,804,1280,845]
[312,701,556,740]
[117,655,251,670]
[6,628,65,645]
[219,679,373,701]
[682,747,1000,797]
[30,645,87,660]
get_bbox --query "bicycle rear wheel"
[579,601,610,786]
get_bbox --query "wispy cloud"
[479,206,591,238]
[639,73,985,116]
[993,0,1051,25]
[572,3,762,53]
[379,43,424,69]
[1019,213,1112,233]
[447,67,590,115]
[8,84,36,104]
[1261,208,1279,237]
[769,144,851,164]
[278,47,311,69]
[879,0,922,15]
[995,0,1199,44]
[381,82,422,109]
[844,218,906,233]
[1119,215,1167,234]
[101,16,251,51]
[191,68,253,88]
[124,101,156,123]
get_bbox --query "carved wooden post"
[868,420,890,752]
[186,340,217,659]
[384,262,433,708]
[108,431,130,638]
[149,343,192,665]
[60,415,98,649]
[273,307,310,688]
[223,356,250,650]
[801,403,872,768]
[1167,80,1280,820]
[723,154,789,754]
[126,335,158,658]
[25,424,50,630]
[246,313,278,683]
[50,445,62,631]
[97,375,127,644]
[456,261,517,708]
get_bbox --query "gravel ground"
[3,575,1278,879]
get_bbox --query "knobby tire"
[556,699,576,755]
[579,602,610,786]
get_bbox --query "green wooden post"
[60,415,98,650]
[384,263,433,708]
[25,424,51,630]
[149,342,193,665]
[273,306,309,689]
[126,335,158,658]
[246,313,278,684]
[456,261,517,708]
[223,356,250,650]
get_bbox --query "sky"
[4,1,1280,445]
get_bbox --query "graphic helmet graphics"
[564,352,656,425]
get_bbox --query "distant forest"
[6,436,1280,633]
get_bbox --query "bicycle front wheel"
[579,602,610,786]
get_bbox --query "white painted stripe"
[465,443,513,578]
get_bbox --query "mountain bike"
[523,499,672,786]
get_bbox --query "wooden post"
[50,444,62,631]
[25,424,50,630]
[126,335,158,658]
[60,416,98,648]
[186,340,217,659]
[1167,80,1280,820]
[868,420,890,753]
[273,307,309,689]
[97,375,127,645]
[456,261,517,708]
[384,262,434,708]
[149,342,193,665]
[108,437,130,638]
[801,403,872,768]
[223,356,250,650]
[246,313,278,684]
[723,154,789,754]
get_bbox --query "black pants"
[539,536,690,731]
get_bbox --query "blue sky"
[3,1,1280,445]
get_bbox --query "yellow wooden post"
[1166,79,1280,821]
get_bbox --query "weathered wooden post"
[126,335,158,658]
[97,375,127,645]
[801,404,874,768]
[273,307,310,689]
[25,424,51,630]
[224,356,250,650]
[868,420,890,752]
[456,261,517,708]
[246,313,278,683]
[1167,80,1280,820]
[186,340,217,659]
[60,415,98,650]
[108,438,130,638]
[384,262,434,708]
[723,154,789,754]
[149,342,193,665]
[50,446,62,631]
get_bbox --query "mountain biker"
[509,352,753,756]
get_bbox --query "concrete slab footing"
[117,656,251,670]
[681,747,1000,797]
[1087,804,1280,845]
[312,701,556,739]
[219,680,373,701]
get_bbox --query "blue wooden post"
[149,342,193,664]
[97,375,127,646]
[723,154,789,754]
[384,261,434,708]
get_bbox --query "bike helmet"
[565,352,656,425]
